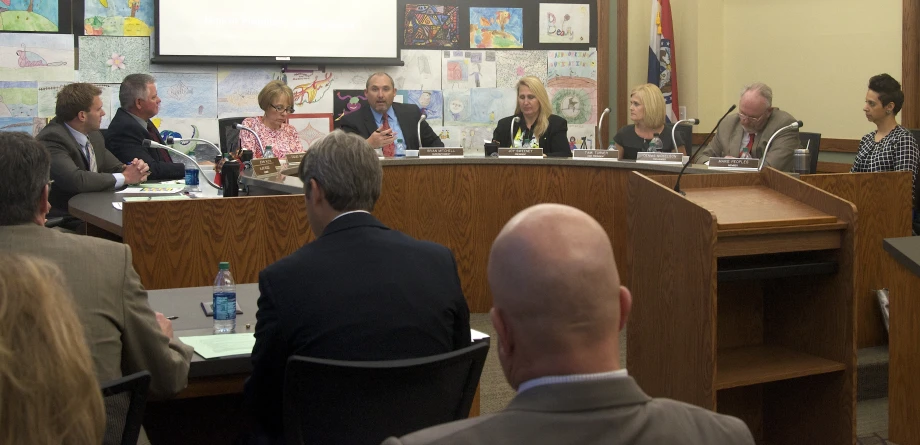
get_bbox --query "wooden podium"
[626,168,856,444]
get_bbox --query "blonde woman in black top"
[614,83,686,160]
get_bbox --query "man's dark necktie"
[147,121,173,162]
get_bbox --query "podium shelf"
[717,254,838,281]
[684,186,837,231]
[715,345,845,390]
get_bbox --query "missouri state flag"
[648,0,680,123]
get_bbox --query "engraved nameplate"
[573,149,619,159]
[251,158,282,177]
[420,147,464,158]
[636,152,683,163]
[285,152,305,165]
[498,148,543,157]
[708,157,760,170]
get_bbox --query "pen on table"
[166,316,179,320]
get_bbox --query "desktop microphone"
[596,107,610,149]
[510,116,520,148]
[233,123,265,157]
[758,121,803,171]
[671,118,700,159]
[417,114,426,149]
[143,139,222,190]
[673,104,737,196]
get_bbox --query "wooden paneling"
[802,171,912,348]
[616,0,628,129]
[887,254,920,444]
[903,0,920,128]
[820,139,860,153]
[816,161,852,173]
[598,0,610,145]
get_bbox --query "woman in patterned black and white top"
[852,74,919,214]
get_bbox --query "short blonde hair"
[0,253,104,445]
[629,83,666,129]
[514,76,552,139]
[257,80,294,111]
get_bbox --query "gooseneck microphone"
[143,139,222,190]
[596,107,610,148]
[670,118,700,159]
[234,123,265,157]
[510,116,520,148]
[673,104,737,196]
[758,121,803,171]
[417,114,426,149]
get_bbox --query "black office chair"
[798,132,821,174]
[673,123,693,157]
[283,341,490,445]
[218,117,248,154]
[101,371,151,445]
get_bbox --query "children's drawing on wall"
[156,118,220,160]
[333,89,367,122]
[469,88,515,125]
[399,50,441,90]
[566,123,596,150]
[288,113,333,149]
[0,0,58,32]
[549,87,597,125]
[469,7,523,49]
[154,73,218,119]
[431,125,463,148]
[217,66,281,118]
[539,3,590,44]
[0,117,33,133]
[0,33,73,81]
[37,81,69,117]
[442,51,497,90]
[85,0,155,36]
[495,51,547,88]
[0,81,38,117]
[404,4,459,48]
[547,51,597,82]
[405,90,443,125]
[78,36,149,83]
[288,70,335,113]
[443,90,470,124]
[460,126,492,153]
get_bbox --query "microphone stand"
[758,121,803,171]
[510,116,520,148]
[670,118,700,158]
[673,104,737,196]
[235,124,265,158]
[143,139,222,190]
[596,107,610,150]
[417,115,427,150]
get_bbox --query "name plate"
[251,158,282,177]
[285,152,305,165]
[498,148,544,157]
[573,149,618,159]
[709,157,760,170]
[636,152,683,163]
[419,147,464,158]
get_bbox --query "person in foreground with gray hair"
[244,130,471,442]
[697,82,799,171]
[384,204,754,445]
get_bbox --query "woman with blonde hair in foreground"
[0,253,104,445]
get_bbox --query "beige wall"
[628,0,901,140]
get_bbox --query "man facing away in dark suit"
[36,83,149,220]
[106,73,185,180]
[244,130,471,440]
[338,72,444,154]
[385,204,755,445]
[0,132,193,445]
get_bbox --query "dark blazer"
[338,102,444,150]
[492,114,571,157]
[36,118,125,217]
[244,212,471,437]
[105,108,185,180]
[384,377,755,445]
[697,108,799,172]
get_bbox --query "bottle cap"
[397,139,404,143]
[219,262,230,270]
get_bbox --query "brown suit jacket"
[383,377,754,445]
[697,108,799,172]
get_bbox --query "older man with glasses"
[697,82,800,172]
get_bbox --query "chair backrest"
[799,131,821,174]
[674,123,693,156]
[100,371,151,445]
[283,341,490,445]
[218,117,247,154]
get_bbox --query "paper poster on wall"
[332,89,367,123]
[399,50,441,90]
[0,81,38,117]
[567,123,597,150]
[539,3,590,44]
[78,36,150,83]
[459,126,493,153]
[0,117,33,133]
[547,50,597,81]
[287,113,333,149]
[442,51,497,90]
[287,71,335,114]
[443,89,470,125]
[495,51,547,88]
[155,117,220,161]
[217,65,281,118]
[37,81,71,117]
[91,83,117,129]
[404,4,460,48]
[469,7,523,49]
[469,88,516,126]
[431,125,464,148]
[154,73,218,119]
[85,0,155,36]
[404,90,443,126]
[0,0,58,32]
[0,33,73,82]
[549,87,597,125]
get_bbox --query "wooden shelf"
[715,345,845,390]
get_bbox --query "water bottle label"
[213,292,237,321]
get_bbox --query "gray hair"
[118,73,156,109]
[741,82,773,107]
[298,130,382,212]
[365,72,395,90]
[0,132,50,225]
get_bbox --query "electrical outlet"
[679,106,687,120]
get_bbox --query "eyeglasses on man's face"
[738,108,771,123]
[270,104,295,114]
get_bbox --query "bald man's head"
[488,204,624,355]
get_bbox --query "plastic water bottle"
[263,145,275,159]
[607,140,616,150]
[395,139,406,157]
[648,134,663,152]
[213,262,236,334]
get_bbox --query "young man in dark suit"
[338,72,444,153]
[106,73,185,180]
[244,130,471,440]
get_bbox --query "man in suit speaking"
[245,130,470,440]
[385,204,754,445]
[338,72,443,155]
